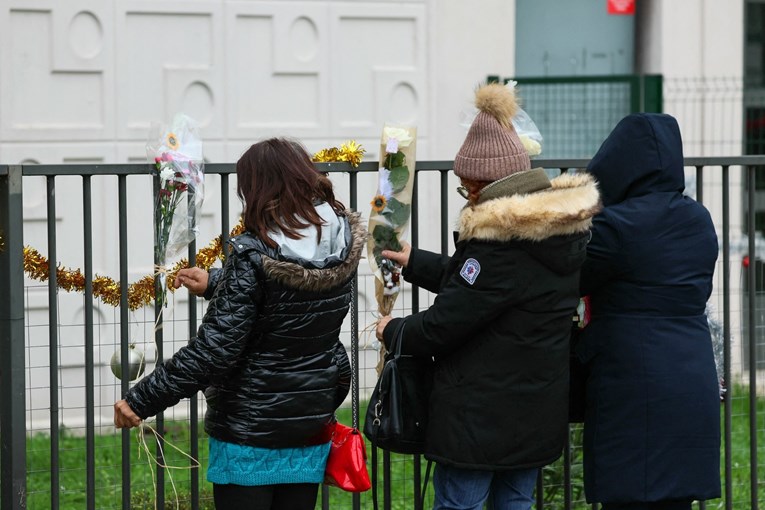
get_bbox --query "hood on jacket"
[587,113,685,207]
[268,202,347,262]
[458,172,600,243]
[227,211,367,294]
[457,172,600,275]
[260,211,367,292]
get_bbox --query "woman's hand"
[114,399,142,429]
[381,242,411,269]
[173,267,209,296]
[376,316,393,343]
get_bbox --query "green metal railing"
[486,75,663,159]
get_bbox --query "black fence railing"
[1,158,764,510]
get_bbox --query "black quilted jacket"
[125,212,366,448]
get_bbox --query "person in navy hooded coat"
[576,113,721,509]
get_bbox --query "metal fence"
[1,158,764,510]
[485,75,749,160]
[486,75,663,159]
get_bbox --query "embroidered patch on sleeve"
[459,258,481,285]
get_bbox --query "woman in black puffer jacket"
[114,138,367,510]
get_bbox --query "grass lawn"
[25,407,432,510]
[22,385,764,509]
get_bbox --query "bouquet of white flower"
[146,114,205,308]
[367,124,417,371]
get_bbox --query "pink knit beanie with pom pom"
[454,83,531,181]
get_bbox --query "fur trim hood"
[261,212,368,292]
[458,172,601,242]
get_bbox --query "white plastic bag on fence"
[459,80,543,157]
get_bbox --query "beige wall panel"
[0,1,114,141]
[224,2,330,139]
[329,3,427,146]
[115,1,224,141]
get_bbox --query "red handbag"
[324,422,371,492]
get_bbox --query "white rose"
[519,135,542,157]
[383,126,413,148]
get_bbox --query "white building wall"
[0,0,519,432]
[8,0,754,431]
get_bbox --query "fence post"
[0,165,27,510]
[642,74,663,113]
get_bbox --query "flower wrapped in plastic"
[146,114,205,307]
[706,303,726,400]
[368,124,416,368]
[459,81,543,157]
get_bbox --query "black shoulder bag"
[363,319,434,509]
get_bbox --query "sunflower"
[370,195,388,213]
[166,133,180,151]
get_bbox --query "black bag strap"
[387,318,406,358]
[351,273,359,430]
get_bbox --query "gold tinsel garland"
[23,219,245,311]
[16,141,364,311]
[312,140,365,167]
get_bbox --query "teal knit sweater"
[206,437,330,486]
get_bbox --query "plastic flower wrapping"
[706,303,726,400]
[459,80,543,157]
[368,124,417,366]
[146,114,205,308]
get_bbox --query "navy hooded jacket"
[577,113,721,504]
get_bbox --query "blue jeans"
[432,463,538,510]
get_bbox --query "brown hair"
[237,138,345,248]
[460,177,491,204]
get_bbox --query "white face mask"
[456,186,470,200]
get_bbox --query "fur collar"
[458,172,601,242]
[260,212,368,292]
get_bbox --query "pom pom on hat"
[454,83,531,182]
[474,83,520,129]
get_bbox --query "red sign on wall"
[608,0,635,15]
